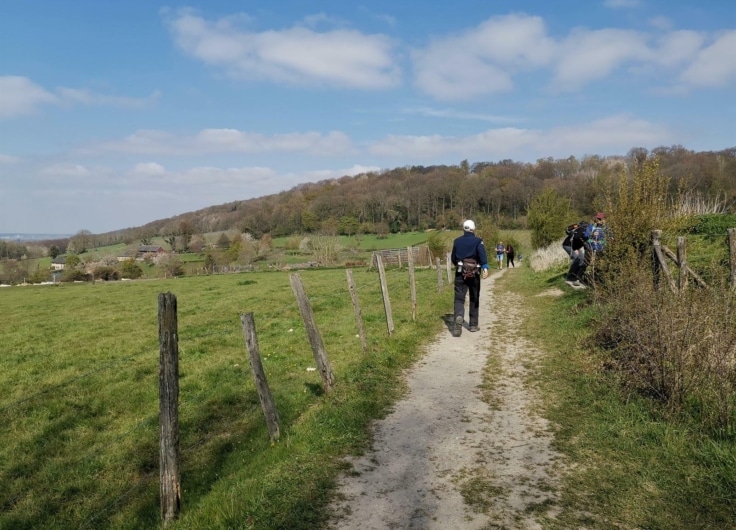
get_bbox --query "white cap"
[463,220,475,231]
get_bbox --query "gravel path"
[328,269,564,529]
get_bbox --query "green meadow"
[1,266,450,529]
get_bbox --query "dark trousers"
[454,274,480,327]
[507,253,515,267]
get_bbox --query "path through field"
[328,269,564,529]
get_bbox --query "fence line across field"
[154,250,427,525]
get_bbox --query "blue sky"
[1,0,734,235]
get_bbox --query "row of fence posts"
[156,249,428,525]
[651,228,736,293]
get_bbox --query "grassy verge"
[1,266,450,529]
[499,263,736,529]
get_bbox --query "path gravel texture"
[328,269,564,529]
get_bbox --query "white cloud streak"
[91,128,355,156]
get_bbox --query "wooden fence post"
[446,252,452,284]
[289,274,336,391]
[651,230,676,293]
[407,246,417,322]
[677,236,687,292]
[346,270,369,354]
[436,258,444,293]
[375,254,395,336]
[158,292,181,526]
[240,312,281,442]
[729,228,736,292]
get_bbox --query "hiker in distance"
[450,220,489,337]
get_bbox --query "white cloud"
[652,30,704,68]
[0,76,160,119]
[0,154,20,164]
[412,14,553,100]
[603,0,640,8]
[402,107,520,124]
[680,31,736,87]
[0,76,57,118]
[165,9,400,89]
[40,163,92,177]
[553,28,650,89]
[132,162,167,176]
[94,128,355,156]
[56,88,161,109]
[368,115,670,159]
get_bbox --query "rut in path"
[328,270,564,529]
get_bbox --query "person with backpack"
[565,212,607,285]
[494,241,505,269]
[450,220,489,336]
[505,243,515,268]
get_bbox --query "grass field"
[1,265,450,529]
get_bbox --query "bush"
[93,266,119,281]
[594,267,736,436]
[527,189,570,249]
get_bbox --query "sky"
[1,0,734,235]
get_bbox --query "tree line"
[22,144,736,253]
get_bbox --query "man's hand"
[482,268,488,280]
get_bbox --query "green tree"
[527,189,570,249]
[121,258,143,279]
[49,245,60,259]
[65,254,81,269]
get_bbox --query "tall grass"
[0,266,449,529]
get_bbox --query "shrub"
[527,189,570,249]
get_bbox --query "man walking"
[450,220,489,336]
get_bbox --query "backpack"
[570,221,589,250]
[461,258,478,280]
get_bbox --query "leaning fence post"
[407,246,417,322]
[289,274,336,391]
[346,269,369,354]
[375,254,394,336]
[446,252,452,284]
[651,230,675,293]
[677,236,687,292]
[240,312,281,442]
[158,292,181,526]
[729,228,736,292]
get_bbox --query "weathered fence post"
[289,274,336,391]
[436,257,444,293]
[677,236,687,292]
[375,254,395,336]
[240,312,281,442]
[346,269,369,354]
[651,230,676,293]
[446,252,452,284]
[729,228,736,292]
[407,246,417,322]
[158,292,181,526]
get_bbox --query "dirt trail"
[328,269,563,529]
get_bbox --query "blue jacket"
[451,232,489,270]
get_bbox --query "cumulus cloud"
[164,9,400,88]
[411,13,736,100]
[680,30,736,87]
[412,14,553,100]
[0,76,57,118]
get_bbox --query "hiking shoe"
[572,280,581,286]
[469,325,480,332]
[454,315,463,336]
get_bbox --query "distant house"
[138,245,166,257]
[51,256,66,270]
